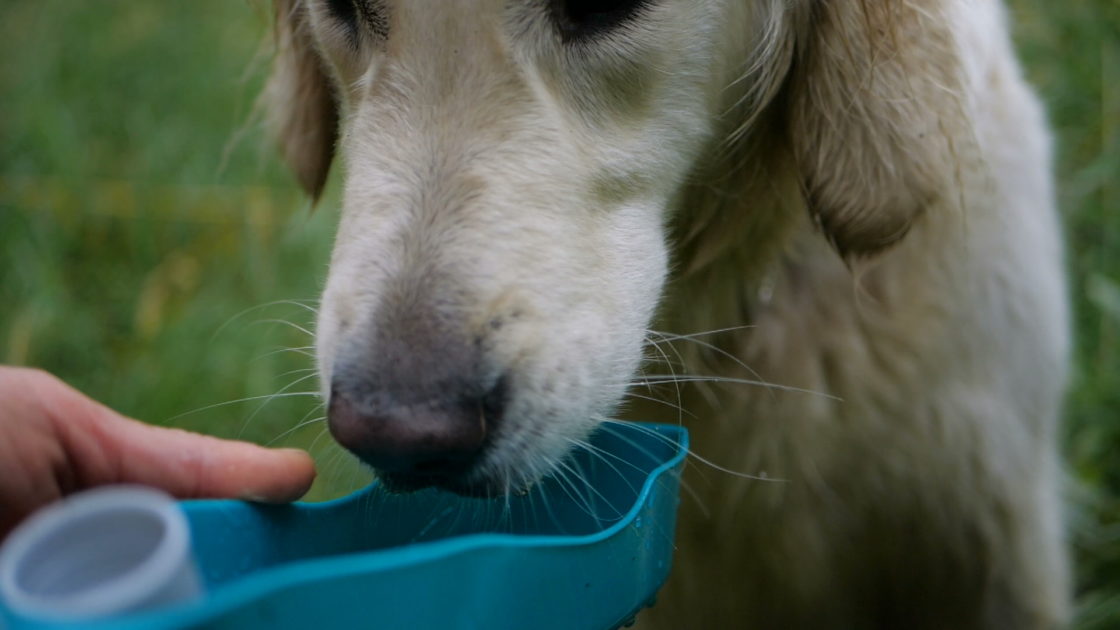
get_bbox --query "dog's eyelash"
[548,0,652,43]
[324,0,388,42]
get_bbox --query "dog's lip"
[374,470,499,498]
[348,442,496,496]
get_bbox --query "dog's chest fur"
[627,182,1068,628]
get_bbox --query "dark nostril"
[327,381,502,480]
[480,375,509,424]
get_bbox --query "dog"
[264,0,1070,627]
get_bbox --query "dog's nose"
[326,285,508,482]
[327,383,499,478]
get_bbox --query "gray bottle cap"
[0,485,202,620]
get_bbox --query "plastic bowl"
[0,422,687,630]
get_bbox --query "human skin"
[0,366,316,539]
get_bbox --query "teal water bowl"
[0,422,687,630]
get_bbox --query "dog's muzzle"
[326,315,508,493]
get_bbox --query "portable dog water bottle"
[0,422,687,630]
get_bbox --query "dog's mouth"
[349,437,499,497]
[357,445,537,498]
[374,468,502,498]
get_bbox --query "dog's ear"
[266,0,338,199]
[787,1,966,258]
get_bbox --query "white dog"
[266,0,1070,627]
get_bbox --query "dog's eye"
[325,0,359,27]
[549,0,651,42]
[323,0,388,41]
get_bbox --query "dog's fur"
[266,0,1070,627]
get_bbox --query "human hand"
[0,366,317,539]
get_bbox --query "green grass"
[1010,1,1120,626]
[0,1,1117,625]
[0,1,369,498]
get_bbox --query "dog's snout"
[322,273,522,489]
[326,318,509,486]
[327,387,492,479]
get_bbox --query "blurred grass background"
[0,1,370,500]
[0,1,1116,625]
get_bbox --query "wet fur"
[266,1,1070,627]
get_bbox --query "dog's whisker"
[565,436,686,543]
[523,481,540,532]
[272,366,320,380]
[500,467,513,521]
[165,392,322,423]
[251,346,317,362]
[563,437,641,496]
[550,459,607,524]
[639,348,683,370]
[530,472,566,533]
[569,455,626,522]
[306,425,334,458]
[590,419,714,518]
[596,417,786,484]
[647,329,776,401]
[622,391,698,418]
[644,330,688,363]
[210,298,319,342]
[263,298,321,315]
[320,443,352,487]
[645,327,762,406]
[632,375,841,401]
[267,415,326,446]
[237,371,323,438]
[646,325,757,342]
[642,333,686,371]
[592,416,699,477]
[250,318,316,339]
[601,417,754,482]
[642,333,686,426]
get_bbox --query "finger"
[108,421,318,502]
[40,378,317,502]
